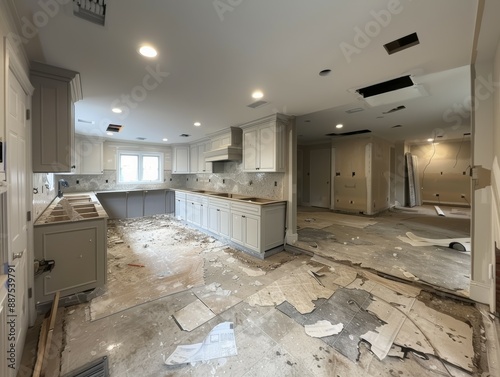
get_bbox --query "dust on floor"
[18,214,491,377]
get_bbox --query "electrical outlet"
[434,193,440,197]
[461,194,466,198]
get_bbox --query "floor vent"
[106,124,123,132]
[326,129,371,137]
[384,32,419,55]
[247,100,268,109]
[62,356,109,377]
[73,0,107,26]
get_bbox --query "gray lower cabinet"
[97,190,174,219]
[34,218,107,304]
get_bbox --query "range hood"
[204,127,243,162]
[204,146,242,162]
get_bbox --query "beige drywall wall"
[410,140,471,205]
[331,137,391,214]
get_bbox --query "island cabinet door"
[144,190,167,216]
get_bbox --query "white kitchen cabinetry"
[75,136,103,174]
[208,198,231,238]
[189,145,198,173]
[186,193,209,228]
[172,145,190,174]
[198,142,213,173]
[175,191,187,220]
[231,209,260,252]
[31,62,82,173]
[241,114,289,172]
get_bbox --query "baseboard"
[470,280,491,305]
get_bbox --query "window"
[118,151,163,183]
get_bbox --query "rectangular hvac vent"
[345,107,364,114]
[179,134,190,137]
[136,137,146,141]
[78,119,95,124]
[357,76,414,98]
[326,129,372,137]
[384,32,419,55]
[383,105,406,114]
[73,0,107,26]
[247,100,268,109]
[106,124,123,132]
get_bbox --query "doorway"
[309,148,331,208]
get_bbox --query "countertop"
[35,192,108,226]
[173,188,287,206]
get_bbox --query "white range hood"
[204,127,243,162]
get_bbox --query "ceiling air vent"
[391,124,403,128]
[179,134,190,137]
[73,0,107,26]
[355,75,428,107]
[345,107,364,114]
[247,100,268,109]
[106,124,123,133]
[384,32,419,55]
[326,129,371,137]
[383,105,406,114]
[136,137,146,141]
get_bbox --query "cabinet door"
[190,145,198,173]
[175,197,186,220]
[173,146,189,174]
[126,191,144,218]
[78,137,103,174]
[193,202,202,226]
[96,192,127,219]
[203,142,213,173]
[231,213,244,245]
[144,190,167,216]
[166,191,175,214]
[257,124,276,171]
[31,75,74,172]
[208,206,219,233]
[243,128,258,171]
[219,208,231,238]
[186,201,195,223]
[244,215,260,251]
[200,201,209,229]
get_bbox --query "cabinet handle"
[217,209,220,212]
[242,215,246,218]
[13,251,24,259]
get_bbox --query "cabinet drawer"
[230,201,261,215]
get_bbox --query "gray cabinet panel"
[144,190,167,216]
[166,191,175,214]
[96,192,127,219]
[127,191,144,218]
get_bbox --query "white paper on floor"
[173,299,216,331]
[304,320,343,338]
[165,322,237,365]
[397,232,471,252]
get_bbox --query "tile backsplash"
[54,162,284,200]
[33,173,56,221]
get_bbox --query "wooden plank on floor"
[41,291,60,377]
[32,318,49,377]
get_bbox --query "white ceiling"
[11,0,478,145]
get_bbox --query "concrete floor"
[18,211,498,377]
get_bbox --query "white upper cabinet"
[241,114,289,172]
[172,145,190,174]
[189,140,212,173]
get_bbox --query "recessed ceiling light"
[162,138,168,142]
[336,124,343,129]
[112,108,122,114]
[139,45,157,58]
[319,69,332,77]
[106,132,114,136]
[194,122,201,127]
[427,138,434,142]
[252,91,264,99]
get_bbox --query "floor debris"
[434,205,445,216]
[304,320,343,338]
[173,299,216,331]
[398,231,471,252]
[165,322,237,365]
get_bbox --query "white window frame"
[117,151,164,184]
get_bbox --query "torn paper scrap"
[165,322,237,365]
[304,320,343,338]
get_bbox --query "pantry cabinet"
[241,114,287,172]
[31,62,82,173]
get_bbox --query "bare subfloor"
[296,205,471,296]
[19,214,496,377]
